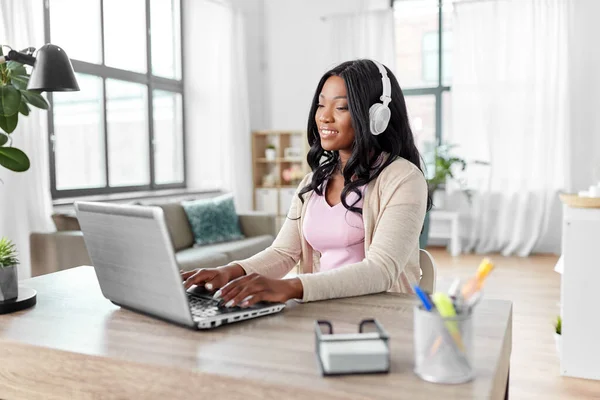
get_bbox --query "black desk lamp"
[0,44,80,92]
[0,44,79,314]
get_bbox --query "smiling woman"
[316,76,355,154]
[182,59,432,307]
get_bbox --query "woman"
[182,59,431,307]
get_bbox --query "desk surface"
[0,267,512,400]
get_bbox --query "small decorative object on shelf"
[265,144,277,161]
[262,173,276,187]
[0,237,19,301]
[282,164,304,186]
[284,147,303,160]
[576,181,600,198]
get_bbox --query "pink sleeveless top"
[302,181,367,272]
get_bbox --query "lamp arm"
[0,50,36,66]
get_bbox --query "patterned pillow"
[182,194,244,246]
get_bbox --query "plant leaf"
[0,86,21,116]
[0,147,30,172]
[11,74,29,90]
[0,112,18,133]
[19,100,30,116]
[0,47,6,76]
[21,90,49,110]
[0,132,8,146]
[6,61,27,76]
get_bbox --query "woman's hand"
[217,274,304,308]
[181,264,246,291]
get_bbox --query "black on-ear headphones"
[369,60,392,136]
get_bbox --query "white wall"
[232,0,268,129]
[568,0,600,193]
[183,0,241,190]
[239,0,389,130]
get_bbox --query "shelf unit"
[559,205,600,380]
[251,130,310,231]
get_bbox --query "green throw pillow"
[182,194,245,246]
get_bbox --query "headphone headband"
[371,60,391,107]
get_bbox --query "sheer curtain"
[325,8,396,70]
[450,0,569,256]
[0,0,55,278]
[184,0,252,212]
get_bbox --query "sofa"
[30,200,276,277]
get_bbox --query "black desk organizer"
[314,318,390,376]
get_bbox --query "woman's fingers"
[219,273,257,300]
[183,269,216,289]
[220,280,253,306]
[203,271,230,291]
[180,269,197,281]
[216,274,290,308]
[239,293,261,308]
[228,284,261,308]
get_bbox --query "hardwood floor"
[427,247,600,399]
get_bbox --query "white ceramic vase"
[265,148,276,161]
[554,333,562,360]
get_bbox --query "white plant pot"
[433,189,446,210]
[554,333,562,360]
[0,265,18,301]
[265,149,276,161]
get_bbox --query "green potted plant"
[0,237,19,301]
[419,142,488,248]
[265,144,277,161]
[0,46,50,173]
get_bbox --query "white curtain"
[450,0,569,256]
[325,8,396,71]
[0,0,55,278]
[184,0,252,212]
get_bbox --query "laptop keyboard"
[187,293,241,318]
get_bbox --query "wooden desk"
[0,267,512,399]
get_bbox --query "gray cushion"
[176,249,229,272]
[194,235,274,261]
[152,203,195,251]
[51,212,81,231]
[182,194,244,246]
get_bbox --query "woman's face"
[315,76,355,155]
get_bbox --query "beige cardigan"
[231,156,428,303]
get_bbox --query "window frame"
[44,0,187,199]
[393,0,451,146]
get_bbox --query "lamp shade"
[27,44,79,92]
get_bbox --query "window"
[45,0,185,198]
[394,0,452,152]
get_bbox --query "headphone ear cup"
[369,103,391,135]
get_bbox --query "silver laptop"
[74,201,285,330]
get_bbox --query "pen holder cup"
[413,305,475,384]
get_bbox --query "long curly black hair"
[297,59,432,214]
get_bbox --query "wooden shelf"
[252,130,310,231]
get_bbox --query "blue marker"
[413,285,434,311]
